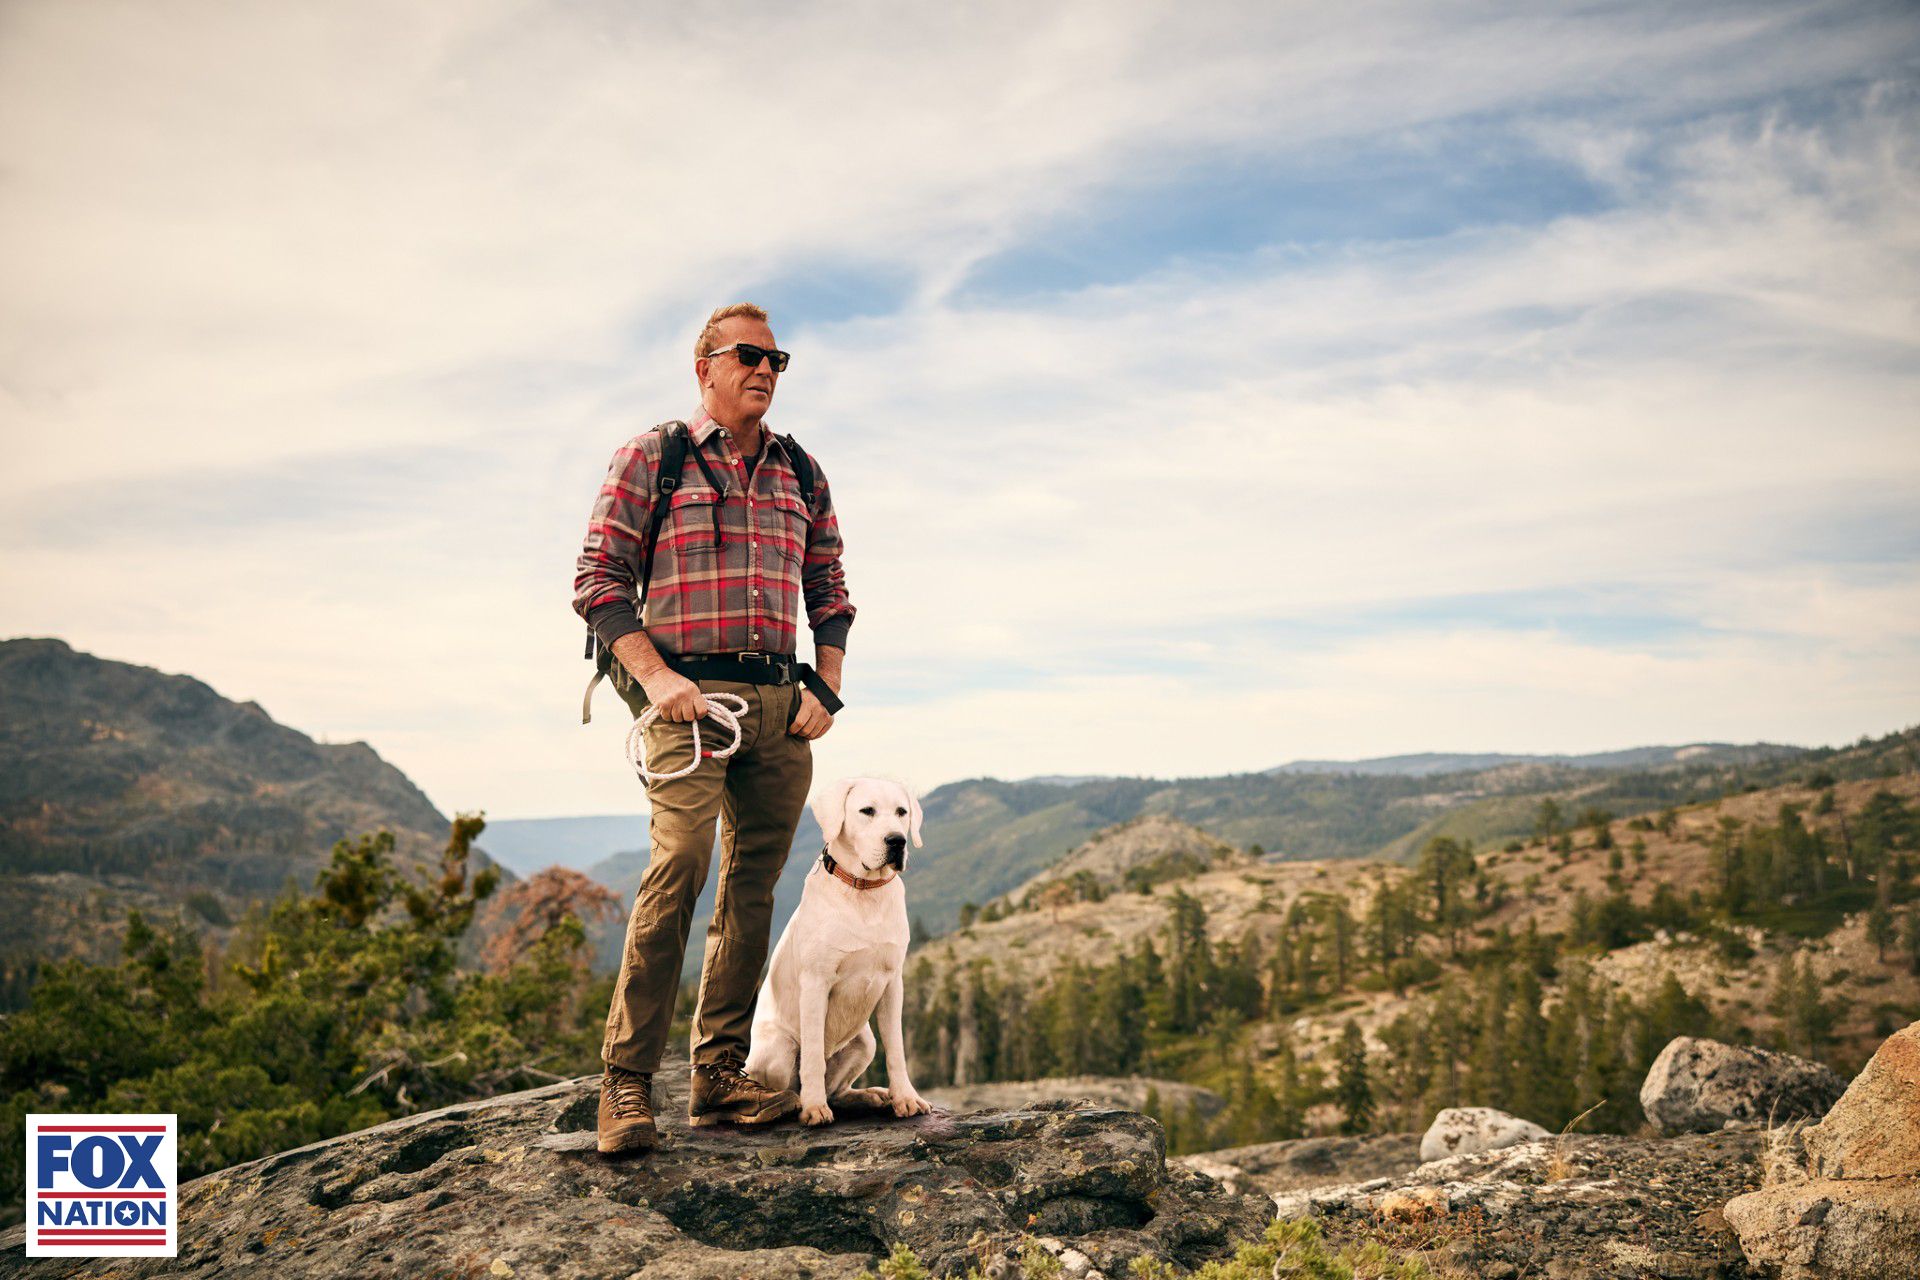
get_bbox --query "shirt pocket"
[757,488,811,566]
[663,487,724,555]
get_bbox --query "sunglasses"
[705,342,791,373]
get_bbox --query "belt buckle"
[738,650,789,684]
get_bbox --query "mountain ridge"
[0,637,503,994]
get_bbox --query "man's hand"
[639,669,708,722]
[789,688,833,739]
[790,646,842,739]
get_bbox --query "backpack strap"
[586,420,690,683]
[779,432,816,509]
[641,421,692,602]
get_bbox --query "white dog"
[745,777,933,1126]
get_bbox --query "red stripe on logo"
[35,1234,168,1241]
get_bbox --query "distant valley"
[3,635,1910,998]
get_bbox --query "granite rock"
[1723,1178,1920,1280]
[1724,1021,1920,1279]
[1272,1130,1766,1279]
[1418,1107,1551,1163]
[1803,1018,1920,1181]
[0,1060,1272,1279]
[1173,1133,1422,1197]
[1640,1036,1846,1136]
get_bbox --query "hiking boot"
[597,1064,657,1154]
[688,1055,799,1127]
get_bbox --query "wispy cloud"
[2,1,1916,815]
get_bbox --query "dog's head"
[812,777,922,876]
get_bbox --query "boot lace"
[699,1055,750,1084]
[605,1065,651,1112]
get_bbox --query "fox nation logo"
[26,1114,178,1257]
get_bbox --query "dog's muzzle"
[884,835,907,869]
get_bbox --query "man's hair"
[695,302,771,359]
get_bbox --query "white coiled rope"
[623,692,749,782]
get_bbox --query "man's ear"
[812,778,859,847]
[907,788,923,849]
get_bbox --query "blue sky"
[2,1,1917,817]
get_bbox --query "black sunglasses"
[705,342,791,373]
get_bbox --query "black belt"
[663,651,844,714]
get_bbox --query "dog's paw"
[888,1089,931,1117]
[800,1101,835,1126]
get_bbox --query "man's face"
[698,316,781,424]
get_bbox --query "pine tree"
[1429,981,1466,1109]
[1533,798,1565,842]
[1506,968,1552,1124]
[1712,817,1747,912]
[1640,971,1713,1063]
[1164,889,1211,1034]
[1335,1021,1374,1135]
[1368,879,1398,980]
[1417,837,1479,956]
[1868,875,1896,963]
[1467,963,1513,1110]
[1770,951,1839,1060]
[1329,897,1355,992]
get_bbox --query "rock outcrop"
[1272,1131,1765,1279]
[1640,1036,1847,1135]
[0,1062,1272,1279]
[1173,1133,1421,1197]
[1418,1106,1551,1163]
[1724,1020,1920,1279]
[1800,1018,1920,1181]
[925,1076,1226,1122]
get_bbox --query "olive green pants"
[601,668,812,1074]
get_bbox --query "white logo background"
[25,1113,179,1258]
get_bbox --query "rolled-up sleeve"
[571,435,654,648]
[799,452,855,651]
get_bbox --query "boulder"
[1272,1130,1766,1279]
[1172,1133,1422,1196]
[1724,1020,1920,1279]
[924,1076,1226,1121]
[1639,1035,1846,1135]
[1722,1179,1920,1280]
[1803,1018,1920,1180]
[1418,1106,1550,1163]
[0,1059,1273,1279]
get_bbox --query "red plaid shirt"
[572,408,855,657]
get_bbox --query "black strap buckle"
[736,651,791,684]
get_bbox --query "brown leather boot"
[597,1064,657,1154]
[687,1055,799,1127]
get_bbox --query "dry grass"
[1545,1099,1607,1181]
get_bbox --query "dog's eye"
[858,806,876,816]
[896,808,907,816]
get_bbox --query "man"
[572,302,855,1153]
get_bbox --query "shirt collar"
[690,406,783,463]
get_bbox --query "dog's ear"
[812,778,859,847]
[907,788,923,848]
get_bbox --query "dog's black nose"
[884,833,907,851]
